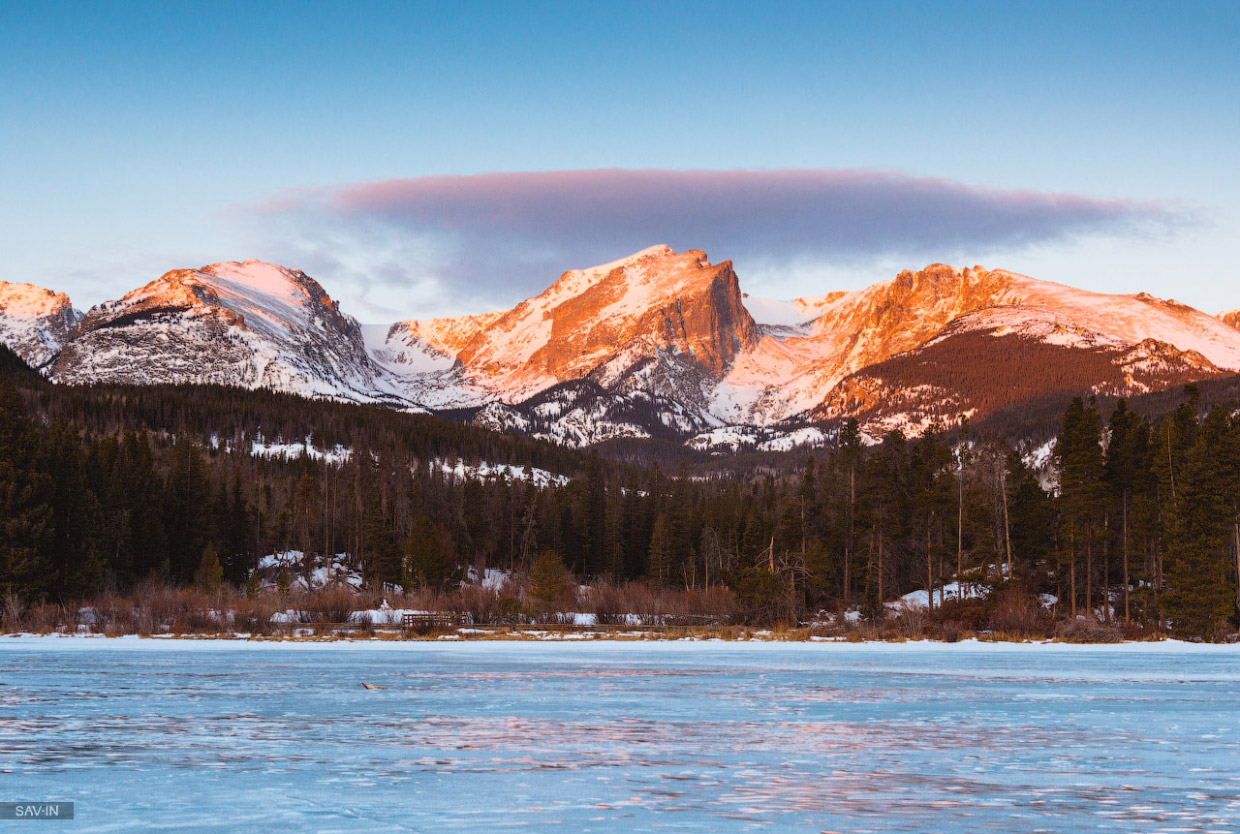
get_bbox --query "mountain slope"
[376,245,758,406]
[0,281,81,370]
[5,249,1239,450]
[714,264,1240,430]
[716,264,1022,423]
[50,261,414,406]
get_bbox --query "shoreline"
[3,632,1237,652]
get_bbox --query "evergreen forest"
[2,344,1238,640]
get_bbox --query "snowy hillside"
[49,261,419,408]
[0,281,81,369]
[5,249,1240,450]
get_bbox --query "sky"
[1,0,1237,322]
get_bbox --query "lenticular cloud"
[255,168,1188,316]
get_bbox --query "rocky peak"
[1219,310,1240,331]
[387,311,507,359]
[0,281,81,369]
[452,246,758,397]
[51,261,409,406]
[799,264,1019,367]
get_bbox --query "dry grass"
[1054,618,1124,643]
[579,582,738,627]
[0,576,1162,643]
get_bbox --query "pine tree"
[528,549,572,613]
[647,511,675,587]
[1162,406,1234,638]
[1005,450,1055,585]
[0,379,55,601]
[911,424,954,610]
[194,541,224,594]
[244,569,261,599]
[165,436,211,583]
[1055,398,1107,618]
[1104,400,1148,622]
[582,452,608,578]
[360,496,400,586]
[403,515,459,591]
[838,418,863,602]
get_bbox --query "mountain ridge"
[5,249,1238,449]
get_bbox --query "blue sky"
[1,0,1236,320]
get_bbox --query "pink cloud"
[252,168,1192,314]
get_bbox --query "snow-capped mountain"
[714,264,1240,427]
[49,261,416,407]
[0,281,81,370]
[375,245,755,410]
[4,249,1239,450]
[711,264,1240,437]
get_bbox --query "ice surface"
[2,639,1239,832]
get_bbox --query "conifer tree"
[165,436,211,583]
[195,541,224,594]
[838,418,863,602]
[0,380,54,601]
[528,549,572,613]
[1104,400,1148,621]
[647,511,675,587]
[1162,406,1234,638]
[911,424,954,609]
[403,515,459,591]
[1055,398,1107,618]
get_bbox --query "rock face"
[1220,310,1240,331]
[5,248,1240,449]
[370,244,759,428]
[449,245,756,396]
[715,265,1023,424]
[50,261,411,406]
[0,281,81,369]
[714,264,1240,435]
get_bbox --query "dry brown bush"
[1055,618,1123,643]
[233,596,278,635]
[933,597,990,632]
[21,602,64,634]
[2,591,26,632]
[987,589,1049,638]
[454,584,523,625]
[295,586,359,623]
[892,606,927,638]
[578,582,738,626]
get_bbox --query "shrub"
[1055,618,1123,643]
[933,597,990,632]
[987,589,1048,637]
[296,586,358,624]
[892,606,926,638]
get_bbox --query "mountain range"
[3,245,1238,450]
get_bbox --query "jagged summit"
[457,246,755,389]
[4,250,1239,450]
[376,246,758,407]
[0,281,81,369]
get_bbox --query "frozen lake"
[2,638,1239,832]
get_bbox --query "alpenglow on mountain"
[4,246,1239,450]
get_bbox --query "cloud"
[249,168,1191,319]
